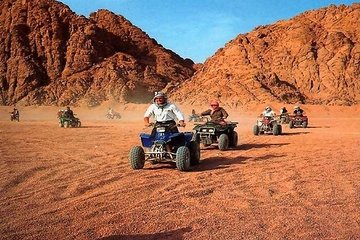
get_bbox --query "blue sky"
[57,0,357,63]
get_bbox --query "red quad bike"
[253,116,282,136]
[289,114,308,128]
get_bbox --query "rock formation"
[170,3,360,106]
[0,0,195,106]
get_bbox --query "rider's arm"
[144,105,155,126]
[201,109,211,116]
[221,108,229,119]
[171,104,186,127]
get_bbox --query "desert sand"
[1,104,360,239]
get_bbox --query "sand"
[1,104,360,239]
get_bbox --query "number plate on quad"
[156,127,166,133]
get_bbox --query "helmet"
[153,92,168,107]
[294,106,300,110]
[265,106,272,111]
[210,100,219,107]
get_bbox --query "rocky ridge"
[170,3,360,106]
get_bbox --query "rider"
[11,107,20,120]
[188,109,199,122]
[64,106,74,118]
[108,107,114,118]
[201,100,228,124]
[280,107,288,115]
[293,106,304,116]
[261,106,276,118]
[144,92,186,134]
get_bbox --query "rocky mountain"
[170,3,360,106]
[0,0,195,106]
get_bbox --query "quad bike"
[106,112,121,119]
[10,113,20,122]
[289,114,308,128]
[253,116,282,136]
[129,122,200,171]
[59,114,81,128]
[192,120,238,151]
[278,113,290,124]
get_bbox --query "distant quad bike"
[59,115,81,128]
[253,116,282,136]
[106,112,121,119]
[129,122,200,171]
[289,114,308,128]
[10,113,20,122]
[278,113,290,124]
[192,120,238,151]
[188,114,208,122]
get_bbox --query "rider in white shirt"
[261,106,276,118]
[144,92,186,132]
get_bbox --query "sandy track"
[1,106,360,239]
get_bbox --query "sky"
[57,0,358,63]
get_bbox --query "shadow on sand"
[97,227,192,240]
[240,143,289,150]
[281,131,310,136]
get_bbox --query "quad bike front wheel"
[218,134,229,151]
[253,125,260,135]
[188,140,200,166]
[230,131,238,147]
[63,121,70,128]
[176,146,190,171]
[129,146,145,170]
[273,124,281,136]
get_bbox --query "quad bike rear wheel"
[176,146,190,171]
[289,121,294,129]
[64,121,70,128]
[129,146,145,169]
[302,121,308,128]
[77,121,81,128]
[218,134,229,151]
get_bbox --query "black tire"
[289,121,294,128]
[279,124,283,135]
[176,146,190,171]
[129,146,145,170]
[77,121,81,128]
[230,131,238,147]
[64,121,69,128]
[273,124,281,136]
[189,140,200,165]
[218,134,229,151]
[253,125,260,135]
[302,121,308,128]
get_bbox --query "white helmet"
[294,105,300,110]
[153,92,168,107]
[265,106,272,112]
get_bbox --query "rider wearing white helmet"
[262,106,276,118]
[144,92,186,132]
